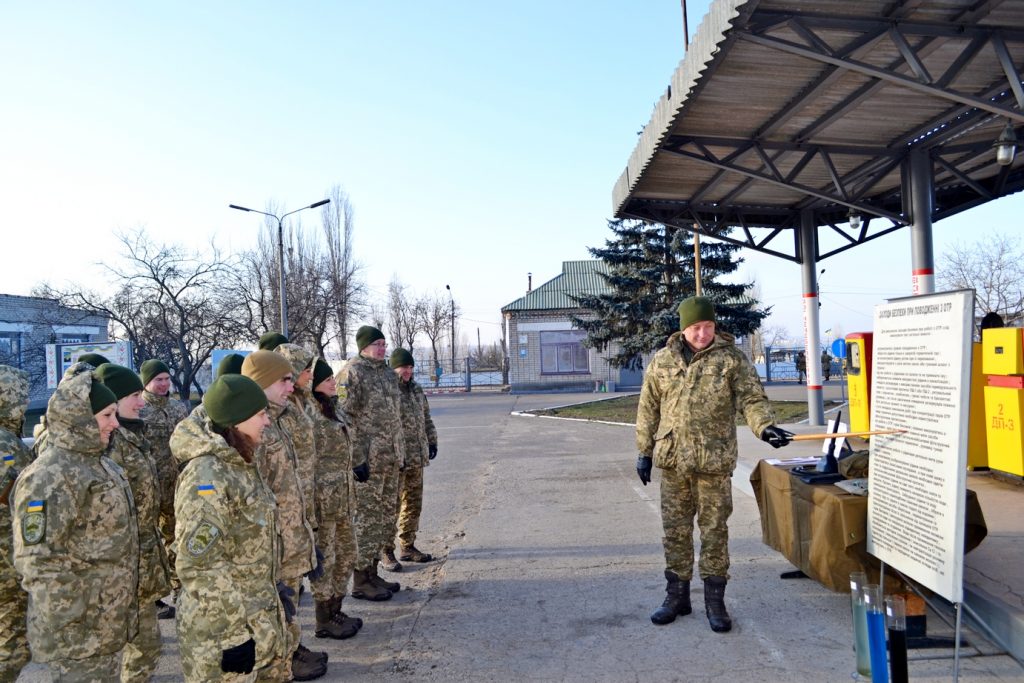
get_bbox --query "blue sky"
[2,2,1018,349]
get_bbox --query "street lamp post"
[229,198,330,336]
[445,284,455,375]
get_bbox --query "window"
[540,330,589,374]
[61,334,89,343]
[0,333,21,368]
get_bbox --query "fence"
[759,346,843,383]
[409,352,508,392]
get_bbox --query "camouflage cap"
[45,363,106,452]
[276,343,314,377]
[0,364,30,430]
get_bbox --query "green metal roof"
[501,261,611,312]
[501,259,759,313]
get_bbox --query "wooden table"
[749,460,986,593]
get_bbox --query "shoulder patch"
[22,500,46,545]
[3,453,13,467]
[196,483,217,496]
[186,519,221,557]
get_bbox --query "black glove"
[352,461,369,483]
[636,455,652,486]
[761,425,795,449]
[221,638,256,674]
[306,547,325,581]
[276,581,296,623]
[428,444,438,460]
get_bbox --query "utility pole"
[445,284,455,374]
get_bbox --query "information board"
[45,341,133,389]
[866,290,974,603]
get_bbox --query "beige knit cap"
[241,350,294,389]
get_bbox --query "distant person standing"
[635,296,792,633]
[796,350,806,384]
[139,359,189,619]
[0,365,34,683]
[383,348,438,571]
[96,363,171,683]
[343,326,405,601]
[821,350,832,382]
[13,364,140,681]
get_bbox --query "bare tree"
[38,229,239,400]
[417,291,452,386]
[321,186,366,358]
[386,276,421,352]
[751,324,789,363]
[938,232,1024,325]
[369,303,387,331]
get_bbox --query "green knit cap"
[389,348,415,369]
[89,378,118,415]
[216,353,246,377]
[259,331,289,351]
[140,359,170,386]
[356,325,385,352]
[94,363,144,401]
[313,359,334,389]
[78,352,111,368]
[203,375,268,428]
[677,296,716,331]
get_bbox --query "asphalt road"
[16,392,1022,682]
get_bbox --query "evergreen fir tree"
[571,218,769,369]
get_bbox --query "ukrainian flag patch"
[22,500,45,544]
[2,454,13,467]
[26,500,44,513]
[196,484,216,497]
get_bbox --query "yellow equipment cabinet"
[968,342,988,469]
[983,375,1024,476]
[982,327,1024,375]
[845,333,872,433]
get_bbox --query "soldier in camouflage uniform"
[383,348,437,570]
[241,351,326,681]
[13,363,141,681]
[275,344,319,536]
[343,326,405,601]
[138,359,189,619]
[171,374,288,682]
[309,359,364,640]
[96,363,172,682]
[0,366,34,683]
[636,297,792,633]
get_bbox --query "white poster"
[866,290,974,603]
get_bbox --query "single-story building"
[0,294,110,412]
[501,260,757,392]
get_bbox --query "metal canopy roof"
[613,0,1024,263]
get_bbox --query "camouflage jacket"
[310,395,356,523]
[170,406,286,670]
[0,365,34,578]
[13,365,140,662]
[397,378,437,469]
[108,418,171,603]
[140,390,189,503]
[636,332,774,474]
[256,402,316,579]
[343,355,406,470]
[276,345,319,527]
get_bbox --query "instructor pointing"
[635,296,792,633]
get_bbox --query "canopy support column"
[909,149,936,295]
[799,209,825,426]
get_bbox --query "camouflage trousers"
[0,563,29,683]
[48,651,122,682]
[386,465,424,551]
[121,604,160,683]
[353,460,401,570]
[660,467,733,581]
[160,499,180,595]
[311,515,358,602]
[257,575,300,682]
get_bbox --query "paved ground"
[16,390,1024,681]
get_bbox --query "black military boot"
[650,570,691,625]
[382,549,403,572]
[370,560,400,593]
[704,576,732,633]
[155,598,175,620]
